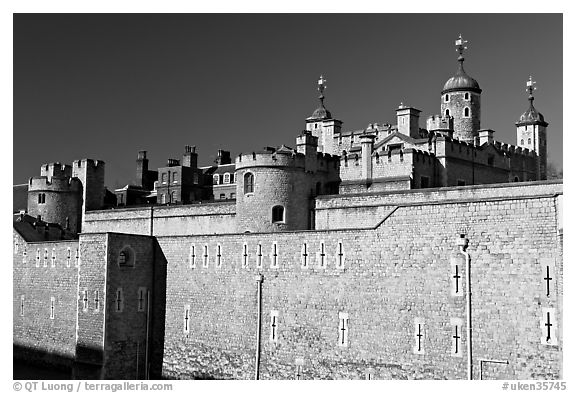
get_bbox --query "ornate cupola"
[516,76,548,180]
[440,34,482,143]
[305,75,342,155]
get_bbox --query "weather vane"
[526,76,537,99]
[318,75,327,96]
[455,34,468,59]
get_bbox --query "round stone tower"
[235,147,314,233]
[441,35,482,143]
[27,173,83,233]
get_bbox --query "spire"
[307,74,332,120]
[516,76,547,126]
[455,33,468,63]
[318,75,327,109]
[526,75,537,104]
[454,34,469,76]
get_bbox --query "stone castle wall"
[13,234,80,369]
[157,181,562,379]
[83,202,236,236]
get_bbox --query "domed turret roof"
[442,59,482,94]
[308,105,332,120]
[306,74,334,122]
[516,98,548,127]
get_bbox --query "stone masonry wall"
[103,233,158,379]
[13,234,79,369]
[83,202,236,236]
[316,181,561,230]
[158,181,562,379]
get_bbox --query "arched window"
[445,109,450,117]
[223,173,230,184]
[520,139,524,145]
[444,94,450,102]
[514,176,519,182]
[528,138,532,145]
[244,172,254,194]
[118,246,135,267]
[161,193,166,204]
[213,174,220,185]
[464,107,470,117]
[464,92,469,100]
[272,205,285,223]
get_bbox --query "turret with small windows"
[235,132,340,233]
[440,35,482,143]
[516,76,548,180]
[27,160,104,234]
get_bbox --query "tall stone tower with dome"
[516,76,548,180]
[305,75,342,154]
[440,34,482,143]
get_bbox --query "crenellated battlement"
[235,148,306,170]
[28,176,82,193]
[40,163,72,181]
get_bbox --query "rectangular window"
[301,243,308,268]
[257,244,263,268]
[14,238,19,255]
[203,245,209,267]
[413,318,425,354]
[115,288,124,312]
[161,173,167,184]
[338,312,349,347]
[450,256,464,297]
[82,290,89,312]
[242,243,249,268]
[94,290,100,312]
[230,192,236,199]
[270,242,278,268]
[51,248,56,268]
[36,249,40,267]
[50,297,55,320]
[270,310,279,343]
[43,249,48,268]
[457,179,466,186]
[318,241,327,268]
[450,318,463,357]
[219,193,226,199]
[336,240,345,269]
[137,287,147,312]
[216,244,222,267]
[223,173,230,184]
[189,245,196,268]
[541,308,558,346]
[542,259,555,298]
[75,249,80,267]
[67,247,71,268]
[173,173,179,183]
[184,305,191,335]
[22,244,27,263]
[20,295,25,317]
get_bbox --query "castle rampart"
[155,180,562,380]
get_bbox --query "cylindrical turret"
[235,149,313,233]
[27,176,82,233]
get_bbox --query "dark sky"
[13,14,563,189]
